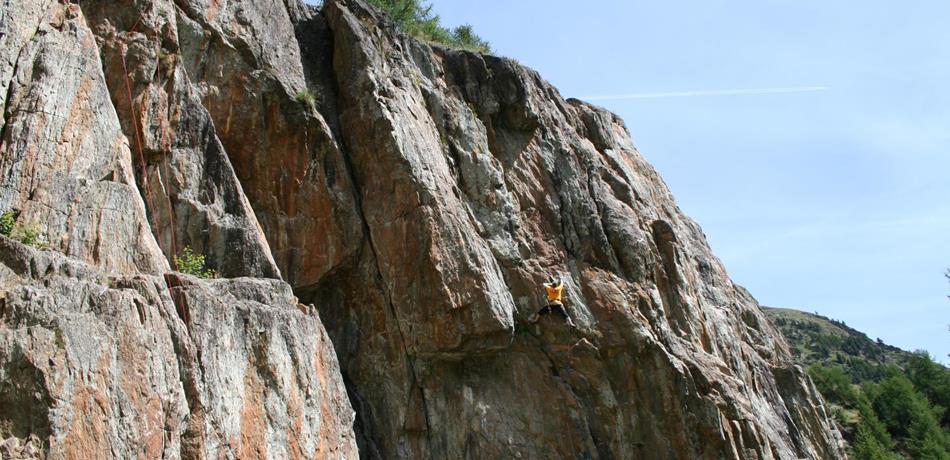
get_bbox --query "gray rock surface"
[0,0,845,458]
[169,0,366,290]
[83,0,282,279]
[309,1,845,457]
[0,1,166,275]
[0,2,357,458]
[0,236,357,458]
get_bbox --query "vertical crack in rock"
[0,1,168,274]
[0,24,40,147]
[327,60,436,450]
[82,0,281,279]
[0,46,25,156]
[0,0,55,132]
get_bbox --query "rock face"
[0,0,166,275]
[0,1,356,458]
[0,0,845,458]
[0,236,356,458]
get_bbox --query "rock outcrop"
[0,1,355,458]
[0,0,845,458]
[0,0,166,275]
[0,236,356,458]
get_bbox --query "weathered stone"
[0,2,166,275]
[329,0,517,359]
[0,0,56,128]
[174,0,366,290]
[0,236,188,458]
[164,273,358,459]
[0,1,358,457]
[0,236,357,458]
[309,0,846,458]
[0,0,846,458]
[83,0,282,279]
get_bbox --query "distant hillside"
[765,307,950,459]
[763,307,915,381]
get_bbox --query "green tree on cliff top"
[366,0,492,53]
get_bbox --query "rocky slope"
[0,0,845,458]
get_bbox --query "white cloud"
[581,86,829,101]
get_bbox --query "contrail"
[581,86,829,101]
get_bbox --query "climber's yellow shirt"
[544,283,563,303]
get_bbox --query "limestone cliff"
[0,0,845,458]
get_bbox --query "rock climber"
[533,276,576,327]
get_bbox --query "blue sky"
[309,1,949,359]
[427,1,950,360]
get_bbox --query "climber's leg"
[531,305,550,323]
[552,303,577,328]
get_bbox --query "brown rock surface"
[308,0,846,457]
[0,236,357,458]
[0,1,166,275]
[0,2,357,457]
[83,0,281,279]
[0,0,845,458]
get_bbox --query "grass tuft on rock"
[0,210,15,236]
[1,210,48,249]
[295,88,318,110]
[174,246,217,279]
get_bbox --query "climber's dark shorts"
[538,302,570,320]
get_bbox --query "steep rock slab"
[0,1,360,457]
[172,0,365,290]
[0,1,167,275]
[0,0,56,127]
[0,0,847,458]
[82,0,281,279]
[329,0,517,359]
[86,0,364,287]
[0,237,357,458]
[316,0,846,458]
[165,274,358,459]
